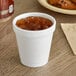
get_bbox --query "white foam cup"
[13,12,56,67]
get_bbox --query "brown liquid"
[16,16,53,31]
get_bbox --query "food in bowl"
[16,16,53,31]
[48,0,76,10]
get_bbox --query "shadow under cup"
[13,12,56,67]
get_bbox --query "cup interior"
[13,12,56,31]
[13,12,56,37]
